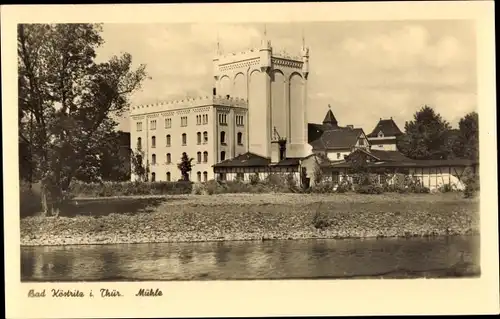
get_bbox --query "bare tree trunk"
[40,185,49,217]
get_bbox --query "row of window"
[136,113,244,132]
[149,150,228,165]
[150,171,209,182]
[138,131,243,149]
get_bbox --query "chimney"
[271,139,287,164]
[346,125,354,129]
[226,94,230,99]
[213,87,216,96]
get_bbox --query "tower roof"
[367,118,403,137]
[322,105,338,127]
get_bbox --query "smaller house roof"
[368,118,403,137]
[213,152,270,168]
[368,149,411,162]
[309,128,364,150]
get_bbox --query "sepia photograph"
[3,2,498,318]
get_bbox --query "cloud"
[97,21,476,133]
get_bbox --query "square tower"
[213,38,310,159]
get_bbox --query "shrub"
[438,183,454,193]
[355,184,384,194]
[19,181,42,217]
[385,173,429,194]
[463,167,480,198]
[311,181,335,194]
[285,173,298,192]
[249,173,260,185]
[312,210,332,230]
[69,180,193,197]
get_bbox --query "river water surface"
[21,235,480,281]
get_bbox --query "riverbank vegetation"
[20,192,479,246]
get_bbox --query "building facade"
[367,117,403,151]
[129,96,248,182]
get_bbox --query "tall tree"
[397,105,453,160]
[453,112,479,160]
[131,138,149,182]
[177,152,194,181]
[18,23,148,215]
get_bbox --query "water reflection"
[21,236,480,282]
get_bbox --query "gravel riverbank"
[20,193,480,246]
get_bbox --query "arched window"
[220,131,226,144]
[197,132,201,145]
[220,151,226,161]
[203,131,208,143]
[166,153,171,164]
[137,137,142,148]
[182,133,187,145]
[151,172,156,182]
[197,171,202,182]
[151,136,156,148]
[197,152,202,163]
[203,151,208,163]
[166,172,171,182]
[203,171,208,182]
[237,132,243,145]
[166,134,171,147]
[151,154,156,165]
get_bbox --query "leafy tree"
[18,23,148,215]
[397,105,453,160]
[453,112,479,160]
[177,152,194,181]
[131,139,149,182]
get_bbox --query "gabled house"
[367,117,403,151]
[308,106,370,161]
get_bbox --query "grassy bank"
[20,192,479,246]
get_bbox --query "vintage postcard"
[2,2,499,318]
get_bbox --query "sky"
[96,20,477,134]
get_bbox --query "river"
[21,235,480,281]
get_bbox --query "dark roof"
[322,109,338,127]
[212,153,301,168]
[273,157,301,166]
[213,152,270,168]
[367,138,397,145]
[368,149,411,162]
[324,158,478,169]
[368,118,403,137]
[308,123,325,143]
[309,128,364,150]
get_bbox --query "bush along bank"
[20,193,479,246]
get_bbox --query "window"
[203,171,208,182]
[236,115,244,126]
[136,122,143,131]
[237,132,243,145]
[203,114,208,124]
[197,152,202,163]
[151,136,156,148]
[166,134,171,147]
[358,138,365,146]
[181,116,188,127]
[236,173,244,181]
[150,120,157,130]
[151,172,156,182]
[218,113,227,125]
[203,131,208,143]
[197,171,202,182]
[197,132,201,145]
[152,154,156,165]
[165,118,172,128]
[378,131,384,138]
[196,115,201,125]
[203,151,208,163]
[337,153,341,159]
[220,151,226,161]
[182,133,187,146]
[220,131,226,144]
[166,153,171,164]
[166,172,171,182]
[137,137,142,148]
